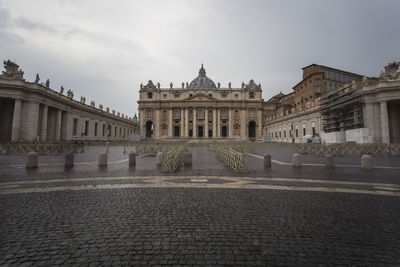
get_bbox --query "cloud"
[1,0,400,116]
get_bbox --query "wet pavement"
[1,144,400,266]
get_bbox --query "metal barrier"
[161,146,186,173]
[211,145,248,173]
[135,142,187,155]
[296,143,400,156]
[0,142,84,155]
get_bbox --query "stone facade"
[263,62,400,144]
[137,65,263,140]
[0,60,138,142]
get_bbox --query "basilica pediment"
[184,92,217,102]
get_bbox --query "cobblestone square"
[1,144,400,266]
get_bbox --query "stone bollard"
[98,152,107,167]
[184,152,192,167]
[264,153,271,167]
[292,153,301,167]
[129,152,136,166]
[65,152,74,168]
[25,152,38,169]
[156,152,164,168]
[361,154,373,170]
[325,154,334,168]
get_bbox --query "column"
[139,109,144,139]
[40,105,48,141]
[363,102,375,142]
[212,108,217,138]
[55,109,62,141]
[228,108,232,138]
[169,109,173,137]
[180,109,184,138]
[193,108,197,137]
[11,99,22,141]
[240,109,246,139]
[380,101,390,144]
[65,112,73,140]
[154,109,160,138]
[205,108,208,138]
[217,108,221,137]
[257,108,262,139]
[25,101,40,141]
[185,108,189,137]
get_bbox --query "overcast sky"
[1,0,399,116]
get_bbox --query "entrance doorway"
[208,130,212,138]
[221,126,227,137]
[248,121,256,139]
[174,126,180,137]
[189,129,193,137]
[198,126,204,137]
[146,121,153,138]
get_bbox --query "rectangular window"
[198,109,203,118]
[208,94,212,97]
[235,94,239,99]
[249,109,255,118]
[102,124,105,137]
[175,109,180,118]
[208,110,212,119]
[221,93,227,98]
[163,94,167,99]
[249,92,254,99]
[115,126,117,137]
[221,109,227,118]
[303,128,306,136]
[296,129,298,137]
[147,92,152,99]
[175,94,179,98]
[312,127,316,136]
[147,110,152,118]
[73,119,78,136]
[284,131,286,138]
[85,121,89,136]
[95,122,98,136]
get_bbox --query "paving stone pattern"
[1,188,400,266]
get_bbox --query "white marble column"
[205,108,209,138]
[228,108,232,138]
[212,108,217,137]
[180,109,184,138]
[193,108,197,137]
[185,108,189,137]
[11,99,22,141]
[168,109,173,137]
[55,109,62,141]
[380,101,390,144]
[40,105,48,141]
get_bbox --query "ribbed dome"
[189,64,216,89]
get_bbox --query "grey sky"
[1,0,399,116]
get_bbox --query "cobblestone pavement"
[1,145,400,266]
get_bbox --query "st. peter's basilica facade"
[137,65,263,140]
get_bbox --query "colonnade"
[141,106,262,139]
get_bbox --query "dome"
[189,64,216,89]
